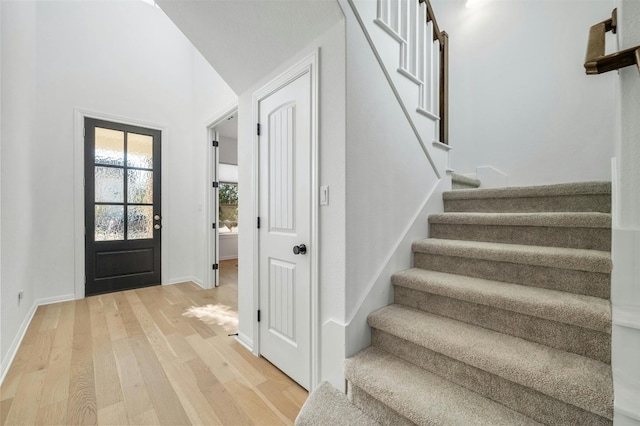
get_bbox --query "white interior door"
[258,70,312,390]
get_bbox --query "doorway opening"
[207,109,239,292]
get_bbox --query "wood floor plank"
[134,288,177,336]
[205,335,266,386]
[89,299,124,410]
[185,334,239,383]
[38,301,74,408]
[231,341,299,391]
[113,292,145,339]
[0,398,12,425]
[35,399,67,425]
[164,332,198,363]
[0,265,305,425]
[66,300,97,425]
[104,310,128,342]
[225,378,291,425]
[0,346,28,402]
[4,369,47,425]
[258,380,305,422]
[284,383,309,409]
[97,401,128,425]
[39,304,61,332]
[128,335,190,425]
[111,338,154,420]
[129,408,160,425]
[161,358,224,426]
[20,307,46,347]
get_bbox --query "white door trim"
[73,108,169,299]
[252,51,319,390]
[205,104,238,289]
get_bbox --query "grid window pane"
[95,127,124,166]
[127,170,153,204]
[128,206,153,240]
[95,205,124,241]
[127,133,153,169]
[95,166,124,203]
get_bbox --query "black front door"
[84,118,161,296]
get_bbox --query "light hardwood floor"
[0,259,307,425]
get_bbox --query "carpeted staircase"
[297,181,613,426]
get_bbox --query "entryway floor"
[0,265,307,425]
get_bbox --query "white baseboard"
[0,301,38,385]
[166,276,203,286]
[235,332,253,353]
[0,293,76,385]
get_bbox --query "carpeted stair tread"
[451,173,481,189]
[295,381,379,426]
[428,212,611,228]
[443,181,611,201]
[391,268,611,333]
[412,238,612,273]
[345,347,542,426]
[368,304,613,419]
[443,182,611,213]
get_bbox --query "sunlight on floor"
[183,303,239,332]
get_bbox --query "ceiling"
[156,0,344,94]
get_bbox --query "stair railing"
[584,8,640,75]
[374,0,449,144]
[419,0,448,145]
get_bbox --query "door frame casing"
[205,104,238,290]
[252,51,319,390]
[73,108,169,299]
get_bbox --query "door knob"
[154,224,161,230]
[154,215,161,221]
[293,244,307,255]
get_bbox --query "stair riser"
[414,253,610,299]
[348,384,414,426]
[444,194,611,213]
[394,286,611,363]
[429,223,611,251]
[371,330,612,425]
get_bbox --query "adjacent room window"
[219,183,238,234]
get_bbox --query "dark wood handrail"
[419,0,448,145]
[585,8,640,75]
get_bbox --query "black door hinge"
[212,181,219,188]
[257,310,261,322]
[212,222,216,229]
[212,140,219,147]
[257,217,261,229]
[257,123,261,136]
[212,263,219,270]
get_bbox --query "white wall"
[340,0,444,359]
[0,0,39,380]
[236,20,347,388]
[432,0,617,186]
[0,0,236,381]
[611,1,640,424]
[219,136,238,165]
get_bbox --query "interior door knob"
[293,244,307,255]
